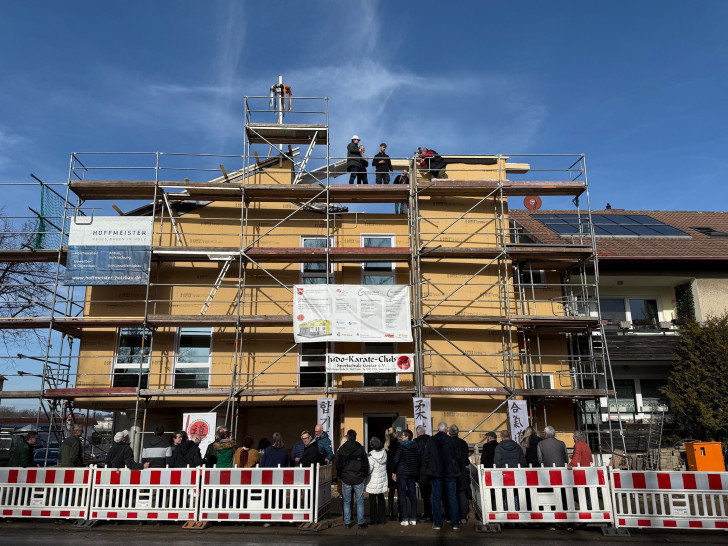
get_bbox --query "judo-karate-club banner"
[293,284,412,343]
[183,412,217,457]
[508,400,528,444]
[64,216,153,285]
[317,398,334,438]
[325,353,414,374]
[413,397,432,435]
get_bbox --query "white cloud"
[0,126,27,170]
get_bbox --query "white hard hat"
[352,135,360,140]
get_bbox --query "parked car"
[33,448,59,467]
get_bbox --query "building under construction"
[0,88,620,458]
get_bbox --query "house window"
[525,373,554,389]
[363,342,397,387]
[299,342,331,388]
[301,236,334,283]
[599,298,660,328]
[613,379,637,413]
[640,379,669,412]
[518,269,546,286]
[362,235,395,285]
[174,327,212,388]
[113,327,152,388]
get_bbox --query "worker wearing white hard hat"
[347,135,363,184]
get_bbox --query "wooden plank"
[514,389,613,399]
[45,387,137,398]
[146,314,291,327]
[0,249,66,264]
[0,391,42,399]
[424,386,511,395]
[416,179,586,197]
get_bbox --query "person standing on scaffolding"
[374,142,393,184]
[347,135,362,184]
[357,145,369,184]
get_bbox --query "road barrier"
[474,466,612,526]
[0,468,91,519]
[90,467,199,521]
[315,463,333,523]
[198,466,313,522]
[611,470,728,530]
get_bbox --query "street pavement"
[2,517,727,544]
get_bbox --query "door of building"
[364,413,398,450]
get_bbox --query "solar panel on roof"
[536,213,688,237]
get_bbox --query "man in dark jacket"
[417,147,447,179]
[291,437,305,466]
[480,431,498,468]
[392,429,421,525]
[299,430,324,467]
[60,424,84,467]
[393,168,410,214]
[8,431,38,467]
[347,135,362,184]
[106,430,148,469]
[142,425,172,468]
[494,430,526,510]
[336,429,369,529]
[169,430,203,468]
[373,142,393,184]
[449,424,471,525]
[414,425,432,521]
[424,422,461,530]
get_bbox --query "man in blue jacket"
[314,424,334,463]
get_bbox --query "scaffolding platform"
[245,123,328,145]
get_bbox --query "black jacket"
[106,442,144,470]
[142,435,172,468]
[523,435,542,467]
[346,141,362,168]
[494,439,527,468]
[300,441,324,467]
[204,441,217,467]
[392,441,421,478]
[424,431,461,479]
[414,433,431,483]
[336,440,369,485]
[425,150,447,171]
[452,435,470,490]
[373,152,392,173]
[480,440,498,468]
[170,440,203,468]
[393,173,409,185]
[386,436,400,487]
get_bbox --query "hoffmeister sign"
[326,354,415,374]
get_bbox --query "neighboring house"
[510,209,728,450]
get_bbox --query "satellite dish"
[524,196,542,210]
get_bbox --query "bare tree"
[0,208,54,363]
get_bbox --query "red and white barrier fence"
[198,467,313,522]
[0,468,91,519]
[475,466,613,525]
[90,467,199,521]
[611,470,728,530]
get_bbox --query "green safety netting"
[33,184,82,250]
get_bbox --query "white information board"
[182,412,216,459]
[293,284,412,343]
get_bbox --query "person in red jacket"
[569,431,593,468]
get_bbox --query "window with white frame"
[301,236,334,284]
[113,327,152,388]
[361,234,395,285]
[363,342,397,387]
[174,327,212,388]
[524,373,554,390]
[598,297,661,328]
[298,342,332,388]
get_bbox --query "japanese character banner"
[183,412,216,459]
[293,284,412,343]
[317,398,334,438]
[507,400,528,444]
[412,397,432,436]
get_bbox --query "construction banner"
[325,353,414,373]
[64,216,153,285]
[293,284,412,343]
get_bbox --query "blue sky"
[1,1,727,402]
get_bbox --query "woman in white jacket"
[366,437,388,525]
